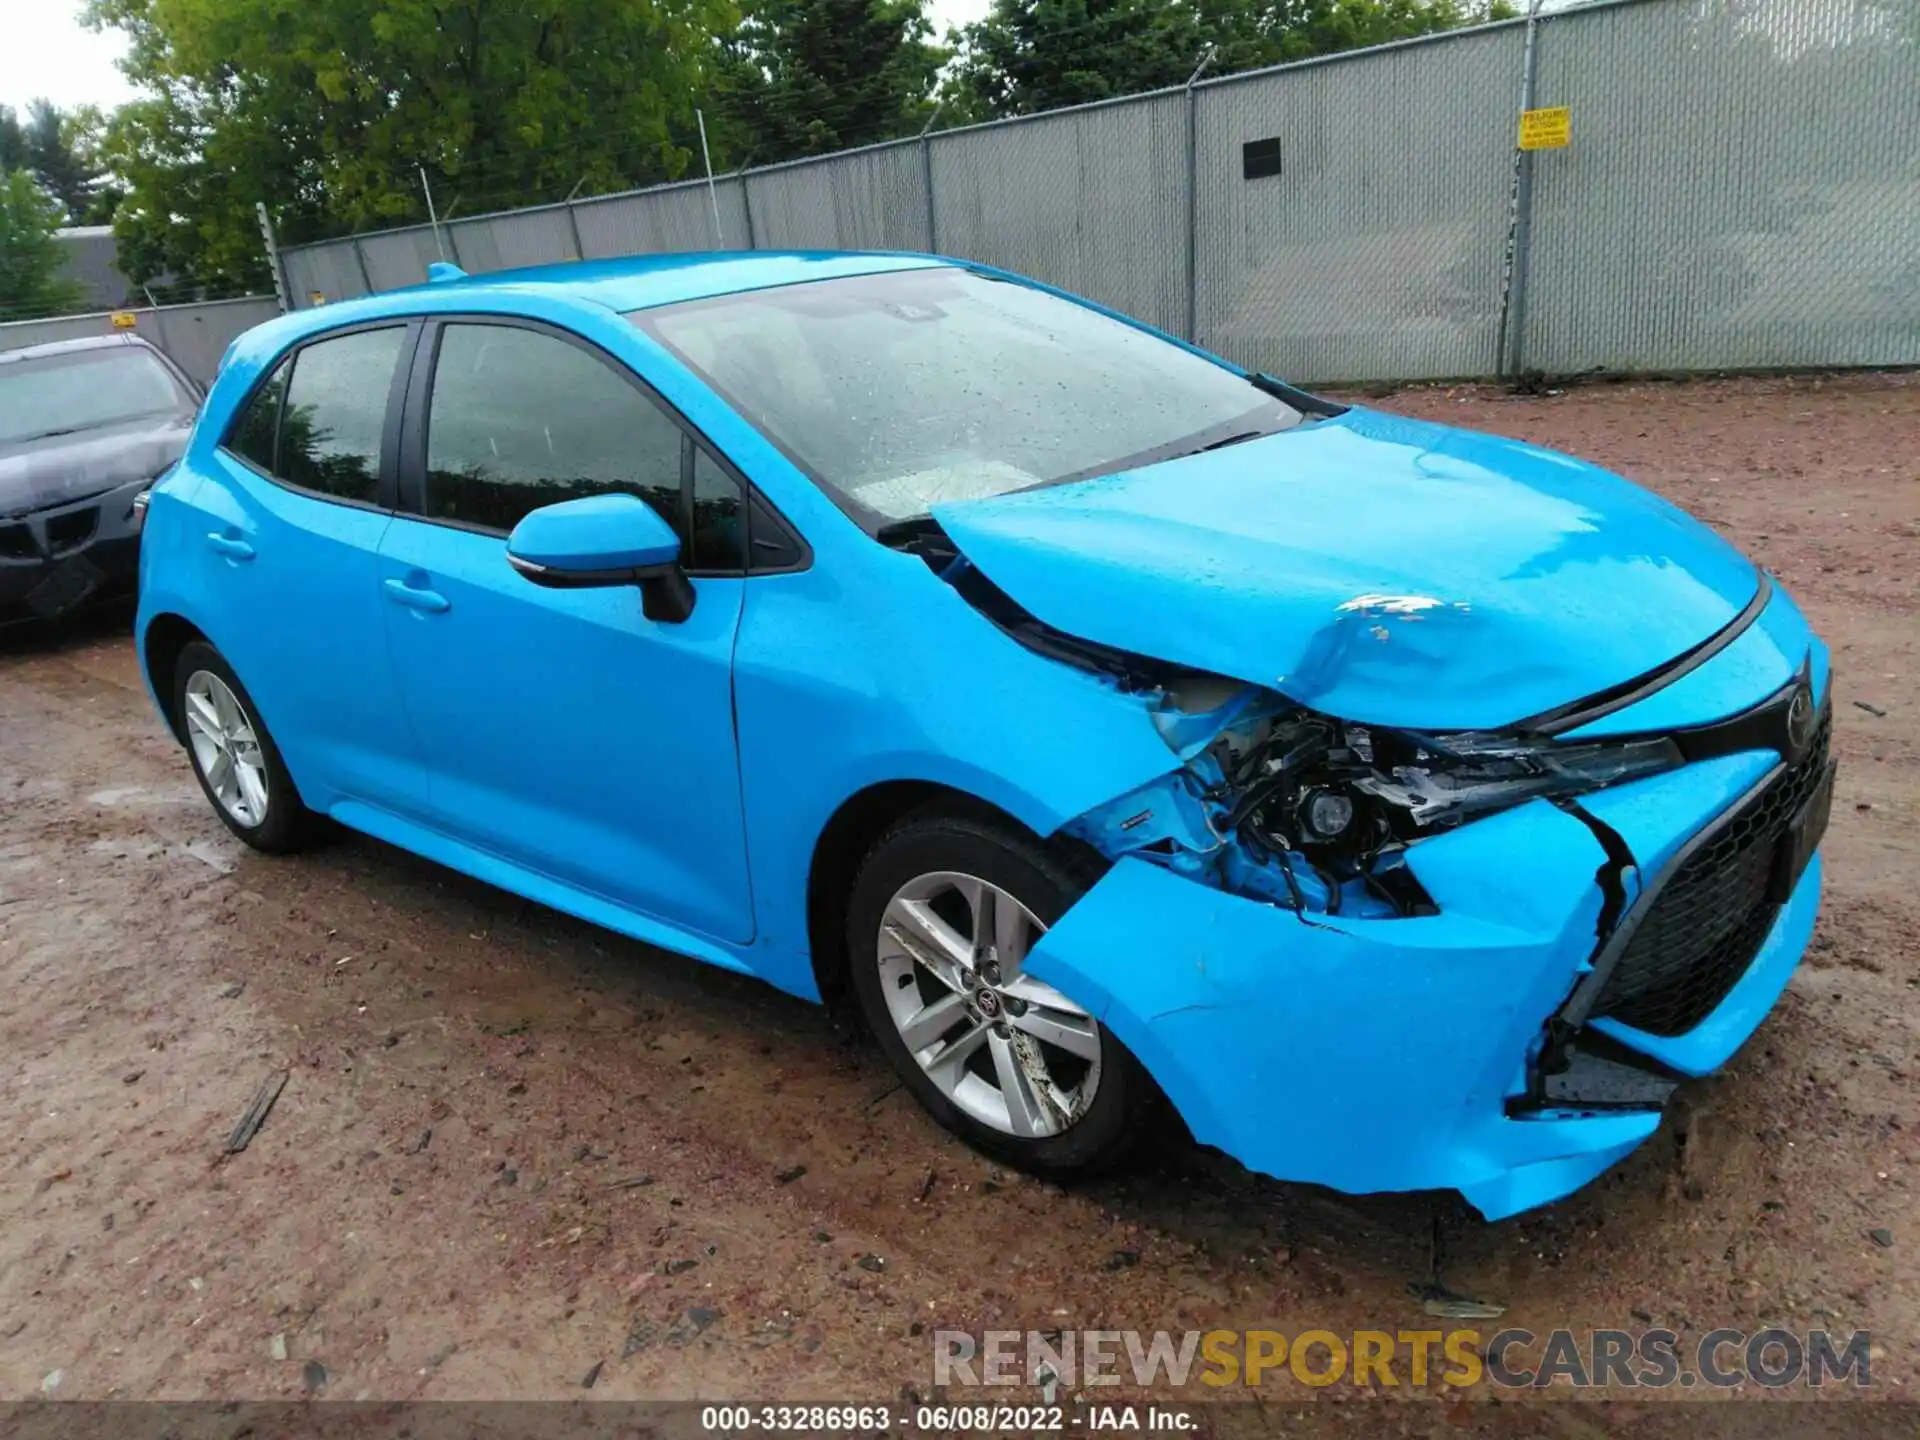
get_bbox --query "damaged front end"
[1067,686,1687,922]
[888,516,1831,1217]
[887,512,1682,924]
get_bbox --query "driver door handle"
[206,532,255,561]
[384,577,451,613]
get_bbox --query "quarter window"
[690,445,745,573]
[227,358,289,474]
[423,324,688,539]
[276,327,405,504]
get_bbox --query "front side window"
[272,327,404,503]
[423,324,687,537]
[631,267,1301,530]
[0,344,196,446]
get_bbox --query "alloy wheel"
[183,670,271,828]
[876,870,1101,1137]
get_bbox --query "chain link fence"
[275,0,1920,383]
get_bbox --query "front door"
[376,318,755,944]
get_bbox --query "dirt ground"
[1,372,1915,1425]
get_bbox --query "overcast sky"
[1,0,136,112]
[1,0,998,113]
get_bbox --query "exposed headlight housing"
[1350,731,1682,829]
[1228,710,1680,855]
[1174,698,1682,917]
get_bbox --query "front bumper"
[1025,596,1832,1221]
[1027,782,1823,1219]
[0,477,149,627]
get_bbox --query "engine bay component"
[1090,695,1684,919]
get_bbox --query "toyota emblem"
[1784,682,1815,755]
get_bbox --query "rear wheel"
[847,808,1153,1175]
[172,640,320,853]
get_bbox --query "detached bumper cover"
[0,476,149,624]
[1025,649,1831,1220]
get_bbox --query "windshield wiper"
[1196,429,1268,454]
[14,425,91,442]
[874,513,949,549]
[1249,371,1349,418]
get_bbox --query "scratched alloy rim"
[183,670,270,828]
[876,870,1101,1137]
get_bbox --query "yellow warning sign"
[1518,106,1571,150]
[109,310,137,329]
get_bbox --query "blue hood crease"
[931,408,1761,732]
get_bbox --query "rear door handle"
[206,533,255,561]
[383,577,451,613]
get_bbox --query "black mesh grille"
[0,522,33,559]
[1593,708,1831,1036]
[46,507,98,554]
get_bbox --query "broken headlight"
[1082,682,1683,920]
[1227,713,1681,863]
[1351,731,1683,830]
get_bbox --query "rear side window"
[224,327,404,504]
[278,328,405,503]
[227,358,288,473]
[424,324,685,536]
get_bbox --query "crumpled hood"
[0,413,192,518]
[931,407,1761,731]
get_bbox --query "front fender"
[732,559,1191,1000]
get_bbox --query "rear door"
[375,317,757,944]
[184,322,422,810]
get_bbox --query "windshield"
[631,268,1300,528]
[0,345,196,447]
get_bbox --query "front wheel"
[846,808,1155,1175]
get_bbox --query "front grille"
[0,522,33,559]
[46,507,98,554]
[1593,708,1831,1036]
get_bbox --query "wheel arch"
[803,779,1101,1011]
[141,611,212,743]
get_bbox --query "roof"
[226,250,962,375]
[392,249,949,314]
[0,332,154,365]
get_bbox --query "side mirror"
[506,494,696,623]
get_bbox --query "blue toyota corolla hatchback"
[135,252,1833,1219]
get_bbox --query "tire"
[172,640,320,854]
[846,806,1156,1176]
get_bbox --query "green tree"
[945,0,1509,120]
[0,169,84,318]
[86,0,733,287]
[0,101,115,224]
[24,100,97,222]
[0,109,25,173]
[714,0,946,165]
[942,0,1211,119]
